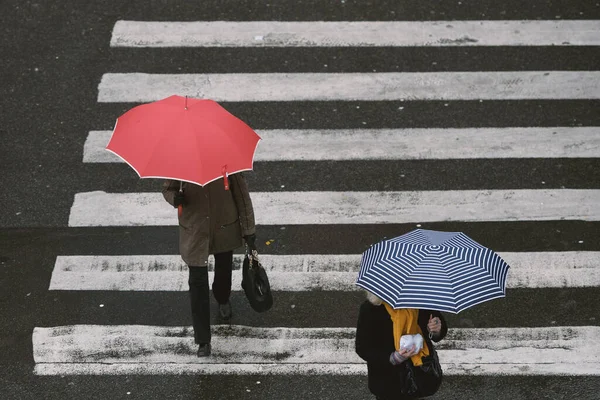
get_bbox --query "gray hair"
[365,290,383,306]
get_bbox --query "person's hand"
[428,314,442,336]
[390,345,418,365]
[399,345,419,359]
[244,234,257,252]
[174,191,185,208]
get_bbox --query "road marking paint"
[110,20,600,47]
[33,325,600,375]
[97,72,600,102]
[83,127,600,163]
[68,190,600,226]
[49,252,600,291]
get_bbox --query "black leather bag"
[401,347,443,397]
[241,250,273,312]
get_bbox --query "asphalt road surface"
[1,1,599,399]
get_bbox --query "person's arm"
[229,173,255,237]
[162,179,186,209]
[162,180,177,206]
[355,302,394,365]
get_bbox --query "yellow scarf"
[384,303,430,366]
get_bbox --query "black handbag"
[401,346,443,397]
[241,250,273,312]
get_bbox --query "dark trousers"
[188,251,233,344]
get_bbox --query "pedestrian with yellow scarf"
[356,290,447,399]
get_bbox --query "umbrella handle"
[178,182,184,216]
[222,166,229,190]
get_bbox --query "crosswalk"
[34,12,600,392]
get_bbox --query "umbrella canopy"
[356,229,510,314]
[106,95,261,186]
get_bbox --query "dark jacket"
[162,173,255,266]
[355,301,448,399]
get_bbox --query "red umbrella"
[106,95,261,189]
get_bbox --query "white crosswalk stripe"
[34,14,600,384]
[97,71,600,102]
[33,325,600,375]
[110,20,600,47]
[84,127,600,162]
[67,190,600,226]
[49,252,600,291]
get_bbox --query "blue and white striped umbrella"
[356,229,510,314]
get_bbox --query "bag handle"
[246,247,261,270]
[245,247,265,296]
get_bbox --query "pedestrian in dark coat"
[356,291,448,400]
[162,173,256,357]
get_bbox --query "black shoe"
[197,343,211,357]
[219,302,232,320]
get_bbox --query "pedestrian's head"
[365,290,383,305]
